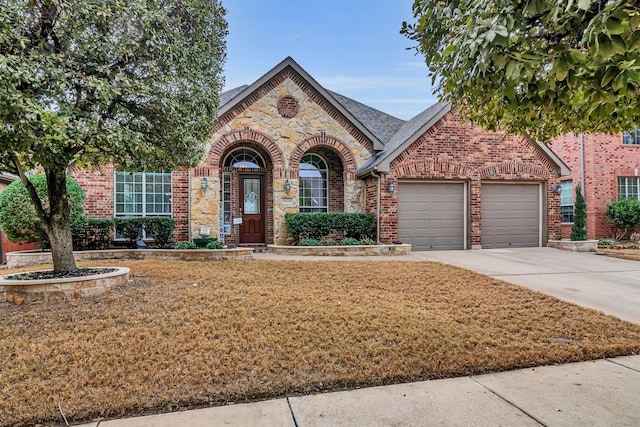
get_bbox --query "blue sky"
[222,1,438,120]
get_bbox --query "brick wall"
[551,133,640,239]
[366,111,562,246]
[72,166,191,244]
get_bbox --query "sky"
[222,1,439,120]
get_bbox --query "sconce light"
[201,177,208,193]
[387,180,395,194]
[284,179,291,193]
[551,182,562,193]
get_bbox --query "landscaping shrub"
[605,198,640,239]
[340,237,361,246]
[175,241,198,249]
[0,174,87,247]
[597,238,616,247]
[193,237,217,248]
[285,212,375,243]
[205,240,225,249]
[570,185,587,241]
[318,238,333,246]
[300,238,319,246]
[359,237,377,245]
[113,217,146,248]
[74,218,115,250]
[144,217,175,248]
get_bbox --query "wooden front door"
[239,174,265,244]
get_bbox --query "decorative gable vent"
[277,95,299,118]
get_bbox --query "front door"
[239,174,265,244]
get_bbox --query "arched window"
[299,153,328,212]
[223,148,265,169]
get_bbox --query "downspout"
[579,133,586,235]
[370,169,381,243]
[187,170,192,241]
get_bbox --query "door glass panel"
[244,179,260,214]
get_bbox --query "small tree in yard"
[571,185,587,241]
[605,198,640,240]
[0,0,227,272]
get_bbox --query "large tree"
[0,0,227,272]
[402,0,640,141]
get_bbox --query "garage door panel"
[398,182,465,251]
[481,184,540,249]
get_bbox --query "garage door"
[481,183,541,249]
[398,182,465,250]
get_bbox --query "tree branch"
[11,152,49,223]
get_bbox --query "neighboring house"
[0,173,40,262]
[74,57,570,250]
[551,132,640,239]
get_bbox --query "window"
[618,176,640,200]
[623,128,640,145]
[221,172,231,234]
[115,172,172,217]
[223,148,265,169]
[560,180,574,223]
[299,153,328,213]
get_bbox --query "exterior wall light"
[201,177,208,193]
[551,182,562,193]
[284,179,291,193]
[387,180,395,194]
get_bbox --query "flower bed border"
[267,244,412,256]
[0,267,130,304]
[6,248,254,269]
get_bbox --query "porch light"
[201,177,208,193]
[387,180,395,194]
[284,179,291,193]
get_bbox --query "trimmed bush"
[75,218,115,250]
[206,240,225,249]
[144,217,176,248]
[114,217,146,248]
[300,238,319,246]
[570,185,587,241]
[340,237,360,246]
[193,237,217,248]
[605,198,640,239]
[0,174,87,247]
[175,241,198,249]
[285,212,375,243]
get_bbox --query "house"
[551,132,640,239]
[73,57,570,250]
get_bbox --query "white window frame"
[623,128,640,145]
[299,153,328,213]
[560,180,574,223]
[114,171,172,217]
[618,176,640,200]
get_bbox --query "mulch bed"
[1,259,639,427]
[4,268,117,281]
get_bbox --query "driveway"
[413,247,640,324]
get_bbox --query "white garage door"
[398,182,466,251]
[481,183,541,249]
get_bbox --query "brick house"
[551,132,640,239]
[74,57,570,250]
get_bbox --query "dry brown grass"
[601,248,640,262]
[2,259,640,426]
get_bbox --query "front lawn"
[2,260,640,426]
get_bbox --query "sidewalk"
[78,355,640,426]
[77,248,640,426]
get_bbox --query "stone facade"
[551,133,640,239]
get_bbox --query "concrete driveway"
[413,247,640,324]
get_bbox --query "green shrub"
[284,212,375,243]
[193,237,217,248]
[340,237,361,246]
[0,174,87,247]
[359,237,377,245]
[570,185,587,241]
[300,238,319,246]
[144,217,175,248]
[597,238,616,247]
[114,217,146,248]
[205,240,225,249]
[75,218,115,250]
[319,238,334,246]
[175,241,197,249]
[605,198,640,239]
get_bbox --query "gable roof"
[218,57,385,151]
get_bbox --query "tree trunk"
[42,167,77,273]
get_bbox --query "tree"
[0,174,87,247]
[402,0,640,142]
[0,0,227,272]
[571,185,586,241]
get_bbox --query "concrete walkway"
[77,248,640,426]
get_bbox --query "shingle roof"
[220,85,248,107]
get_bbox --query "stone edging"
[547,240,599,252]
[267,244,412,256]
[6,248,254,269]
[0,267,130,304]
